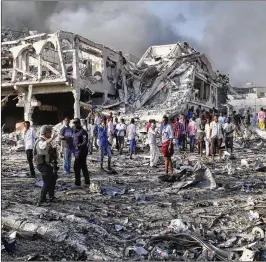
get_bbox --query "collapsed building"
[1,27,229,130]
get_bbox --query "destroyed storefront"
[1,28,124,130]
[1,28,228,130]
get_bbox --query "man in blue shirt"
[98,116,112,170]
[72,118,90,186]
[186,109,193,120]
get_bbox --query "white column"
[37,54,42,81]
[72,37,81,118]
[72,88,80,118]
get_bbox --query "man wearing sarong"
[161,115,174,181]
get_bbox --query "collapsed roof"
[114,42,229,121]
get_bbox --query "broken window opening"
[32,93,74,125]
[40,42,62,79]
[1,96,24,133]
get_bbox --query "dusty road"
[1,141,266,261]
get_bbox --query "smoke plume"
[2,1,266,86]
[195,1,266,86]
[2,1,195,56]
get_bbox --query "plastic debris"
[168,219,189,233]
[248,211,260,221]
[102,187,126,196]
[241,159,249,168]
[134,247,148,256]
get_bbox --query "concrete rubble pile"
[2,134,266,261]
[109,43,229,123]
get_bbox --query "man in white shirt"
[107,117,115,147]
[209,115,224,161]
[87,119,95,154]
[204,117,211,157]
[148,120,159,167]
[223,117,235,153]
[24,121,36,177]
[127,118,137,159]
[115,118,127,155]
[94,113,102,126]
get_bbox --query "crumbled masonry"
[2,131,266,261]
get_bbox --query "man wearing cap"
[72,118,90,186]
[34,125,58,206]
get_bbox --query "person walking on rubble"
[161,115,174,181]
[244,110,251,128]
[107,117,115,148]
[258,108,266,130]
[204,117,211,157]
[113,117,119,151]
[196,115,205,157]
[59,117,73,175]
[179,114,187,151]
[148,120,160,167]
[93,119,99,151]
[98,116,112,170]
[115,118,127,155]
[209,115,223,161]
[187,117,197,153]
[223,116,235,153]
[127,118,137,159]
[72,118,90,187]
[34,125,58,206]
[23,121,36,177]
[87,119,94,155]
[173,117,182,152]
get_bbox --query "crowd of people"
[21,105,266,205]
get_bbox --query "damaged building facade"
[1,27,228,129]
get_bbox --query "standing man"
[223,117,235,153]
[187,117,197,152]
[92,119,99,151]
[23,121,36,177]
[98,116,112,170]
[148,120,159,167]
[87,119,94,155]
[209,115,223,161]
[161,115,174,181]
[115,118,127,155]
[113,117,119,151]
[34,125,58,206]
[196,105,201,118]
[107,117,115,148]
[258,108,266,130]
[179,114,187,151]
[173,117,181,152]
[205,117,211,157]
[95,113,102,126]
[127,118,137,159]
[244,110,251,128]
[218,112,225,126]
[146,120,152,133]
[72,118,90,187]
[59,117,73,175]
[196,115,205,157]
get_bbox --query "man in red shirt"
[146,120,152,133]
[172,117,181,152]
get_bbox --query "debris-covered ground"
[1,137,266,261]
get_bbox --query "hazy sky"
[2,1,266,87]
